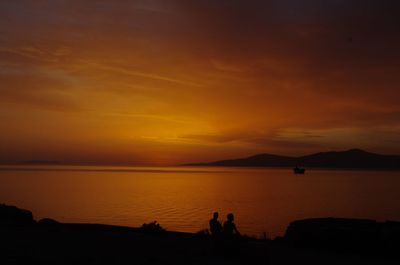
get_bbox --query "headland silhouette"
[186,149,400,169]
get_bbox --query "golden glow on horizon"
[1,1,400,165]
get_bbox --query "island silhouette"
[186,149,400,169]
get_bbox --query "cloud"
[79,60,203,87]
[1,0,400,164]
[0,63,82,111]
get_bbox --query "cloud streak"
[79,60,203,87]
[0,0,400,164]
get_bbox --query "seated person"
[223,213,241,237]
[209,211,222,236]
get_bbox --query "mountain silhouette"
[186,149,400,169]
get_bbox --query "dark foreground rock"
[1,224,271,265]
[0,204,35,226]
[284,218,400,253]
[1,205,399,265]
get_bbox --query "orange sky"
[1,1,400,165]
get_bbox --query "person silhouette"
[223,213,241,237]
[209,211,222,236]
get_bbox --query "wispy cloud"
[79,60,203,87]
[1,0,400,164]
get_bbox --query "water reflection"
[0,166,399,237]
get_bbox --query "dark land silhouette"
[186,149,400,169]
[1,204,399,264]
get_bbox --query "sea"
[1,165,400,237]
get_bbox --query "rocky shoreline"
[1,204,399,264]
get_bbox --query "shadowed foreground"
[1,204,399,265]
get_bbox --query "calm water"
[1,166,400,237]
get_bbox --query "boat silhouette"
[293,166,305,174]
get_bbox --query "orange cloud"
[1,0,400,165]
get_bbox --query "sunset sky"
[1,0,400,165]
